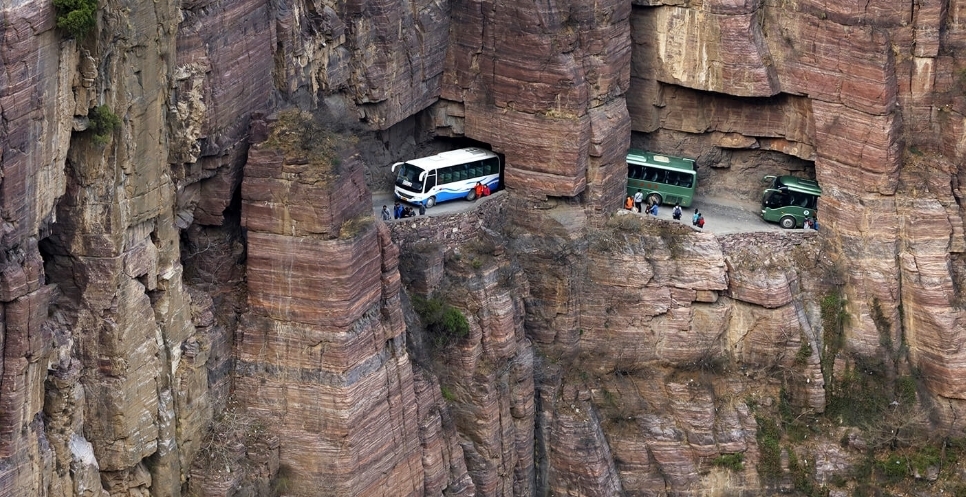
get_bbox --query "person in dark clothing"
[394,202,404,219]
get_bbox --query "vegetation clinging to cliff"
[53,0,97,38]
[412,295,470,349]
[261,109,358,181]
[88,105,121,145]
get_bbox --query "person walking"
[381,205,391,221]
[633,189,644,213]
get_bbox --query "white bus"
[391,147,501,207]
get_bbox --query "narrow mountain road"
[372,190,814,235]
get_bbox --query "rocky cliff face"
[3,0,966,495]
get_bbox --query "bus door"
[424,171,437,193]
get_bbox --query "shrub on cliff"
[53,0,97,38]
[412,295,469,349]
[88,105,121,145]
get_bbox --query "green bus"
[760,175,822,229]
[626,149,697,207]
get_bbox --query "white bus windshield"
[395,163,425,193]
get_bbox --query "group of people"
[382,201,425,220]
[625,189,701,228]
[691,209,705,229]
[382,182,492,222]
[474,181,491,198]
[627,190,660,216]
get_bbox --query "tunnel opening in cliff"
[366,115,505,195]
[632,129,816,206]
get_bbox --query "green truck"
[761,175,822,229]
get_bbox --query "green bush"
[440,385,457,402]
[412,295,470,349]
[88,105,121,144]
[896,375,917,405]
[712,453,744,472]
[820,290,848,382]
[796,339,813,364]
[910,444,942,475]
[826,360,891,427]
[756,415,783,481]
[53,0,97,38]
[877,453,908,483]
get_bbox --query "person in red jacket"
[474,182,484,199]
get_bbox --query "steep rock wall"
[628,0,966,425]
[436,0,631,212]
[3,0,966,495]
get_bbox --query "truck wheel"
[780,216,797,229]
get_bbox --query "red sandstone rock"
[634,7,780,97]
[443,0,631,204]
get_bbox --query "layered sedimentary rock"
[627,0,966,424]
[0,7,73,490]
[435,258,536,496]
[174,0,276,226]
[5,0,966,494]
[438,0,631,210]
[230,118,427,496]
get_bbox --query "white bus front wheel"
[425,196,436,208]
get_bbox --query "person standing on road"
[474,182,484,200]
[418,202,426,216]
[692,209,700,226]
[381,205,391,221]
[633,189,644,213]
[394,201,404,219]
[672,203,682,220]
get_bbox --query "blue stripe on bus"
[396,177,500,205]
